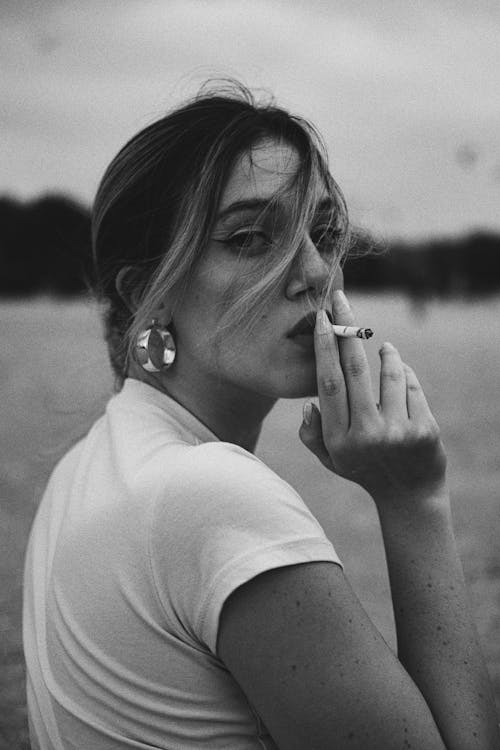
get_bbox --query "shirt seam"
[146,489,179,634]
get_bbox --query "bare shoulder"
[218,561,446,750]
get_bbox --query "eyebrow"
[216,196,335,222]
[216,198,272,222]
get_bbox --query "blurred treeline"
[1,193,500,299]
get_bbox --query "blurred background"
[1,1,499,746]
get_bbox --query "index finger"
[331,290,378,427]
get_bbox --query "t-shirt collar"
[120,378,220,445]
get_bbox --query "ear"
[115,266,143,313]
[115,267,173,325]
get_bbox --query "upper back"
[23,378,341,749]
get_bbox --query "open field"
[1,293,499,746]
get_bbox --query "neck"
[128,363,276,453]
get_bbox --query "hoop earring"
[134,319,176,373]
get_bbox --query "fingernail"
[316,309,330,334]
[333,289,349,309]
[303,402,313,425]
[380,341,396,354]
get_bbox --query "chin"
[281,384,319,399]
[271,371,318,400]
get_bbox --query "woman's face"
[170,139,343,401]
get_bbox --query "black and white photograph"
[1,2,500,748]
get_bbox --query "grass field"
[1,293,499,747]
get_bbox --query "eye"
[311,225,342,255]
[223,229,272,256]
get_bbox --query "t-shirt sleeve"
[148,442,343,655]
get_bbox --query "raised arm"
[299,290,499,749]
[218,290,499,750]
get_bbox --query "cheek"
[191,264,239,317]
[183,258,283,365]
[213,311,273,366]
[181,281,226,329]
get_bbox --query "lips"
[288,311,331,338]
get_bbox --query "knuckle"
[411,420,440,443]
[353,425,380,448]
[406,380,421,393]
[424,419,441,440]
[385,424,405,443]
[343,355,367,378]
[318,374,343,397]
[381,368,404,383]
[404,367,421,389]
[325,434,343,456]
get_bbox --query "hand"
[299,290,448,511]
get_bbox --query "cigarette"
[332,325,373,339]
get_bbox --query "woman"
[23,82,499,749]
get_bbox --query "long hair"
[91,80,350,385]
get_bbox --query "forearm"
[378,493,499,749]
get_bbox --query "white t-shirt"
[23,378,342,749]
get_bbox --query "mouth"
[287,311,331,338]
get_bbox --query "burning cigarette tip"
[332,325,374,340]
[359,328,373,339]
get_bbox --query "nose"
[285,234,337,300]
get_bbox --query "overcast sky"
[2,0,500,240]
